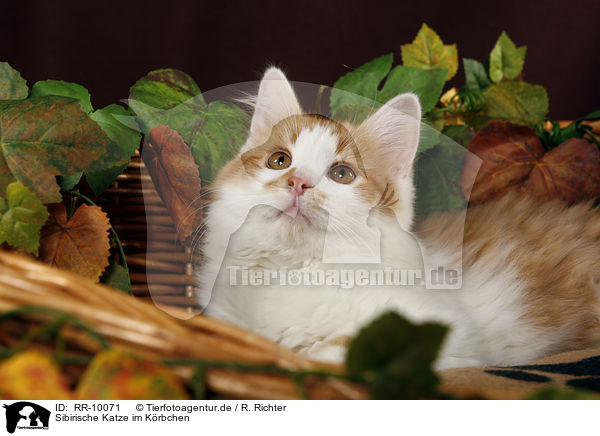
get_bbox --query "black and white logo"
[2,402,50,434]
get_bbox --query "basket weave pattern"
[91,152,201,311]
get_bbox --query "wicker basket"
[89,151,201,312]
[0,249,366,399]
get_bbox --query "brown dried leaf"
[142,125,203,244]
[462,121,544,203]
[525,138,600,203]
[39,203,110,281]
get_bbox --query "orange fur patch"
[417,192,600,351]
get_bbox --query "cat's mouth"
[279,197,311,223]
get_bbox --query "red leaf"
[462,121,544,203]
[142,125,203,244]
[525,138,600,202]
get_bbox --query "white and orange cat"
[197,67,600,369]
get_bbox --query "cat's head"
[208,67,420,255]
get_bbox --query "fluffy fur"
[197,67,600,369]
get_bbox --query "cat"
[197,67,600,369]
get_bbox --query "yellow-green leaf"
[76,349,188,400]
[0,350,72,400]
[489,31,527,83]
[463,81,548,130]
[401,23,458,81]
[0,182,48,254]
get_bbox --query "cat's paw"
[303,335,351,363]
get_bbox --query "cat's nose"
[288,176,312,195]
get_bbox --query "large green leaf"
[0,182,48,254]
[378,66,447,113]
[463,58,491,92]
[346,312,448,399]
[414,143,468,218]
[87,105,141,194]
[463,81,548,130]
[129,69,203,112]
[401,23,458,81]
[488,32,527,83]
[330,54,393,120]
[0,96,129,203]
[129,69,249,183]
[28,81,139,193]
[0,62,28,100]
[330,56,446,124]
[29,80,93,113]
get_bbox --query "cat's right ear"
[248,67,302,139]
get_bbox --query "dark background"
[1,0,599,119]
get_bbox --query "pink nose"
[288,176,312,195]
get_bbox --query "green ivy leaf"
[330,54,393,120]
[463,81,548,130]
[0,182,48,254]
[129,69,249,183]
[463,58,491,92]
[0,96,129,203]
[414,143,468,218]
[87,105,141,194]
[0,62,28,100]
[29,80,93,114]
[346,311,448,399]
[378,66,447,113]
[401,23,458,81]
[488,32,527,83]
[100,263,132,294]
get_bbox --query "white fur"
[197,68,561,369]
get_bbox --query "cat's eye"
[329,164,356,184]
[266,151,292,170]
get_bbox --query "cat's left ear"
[249,67,302,138]
[360,93,421,178]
